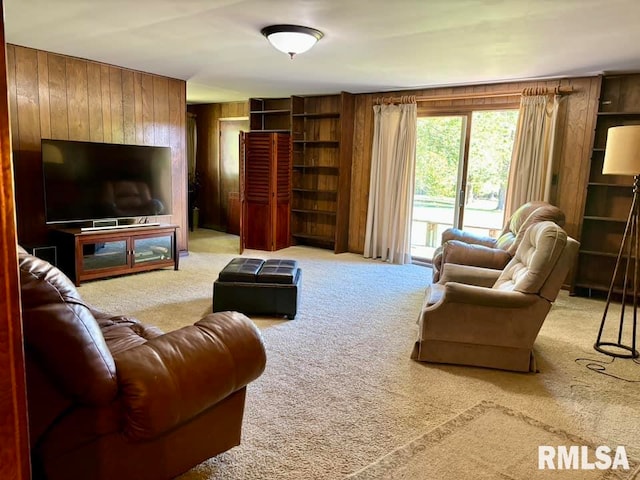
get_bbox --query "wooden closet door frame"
[218,116,248,234]
[239,131,246,253]
[0,0,31,477]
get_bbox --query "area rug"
[346,401,639,480]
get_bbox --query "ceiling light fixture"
[261,24,324,59]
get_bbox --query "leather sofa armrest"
[439,263,502,287]
[442,282,539,308]
[113,311,266,441]
[441,228,497,247]
[441,240,511,271]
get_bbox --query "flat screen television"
[42,139,173,224]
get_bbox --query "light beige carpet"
[79,229,640,480]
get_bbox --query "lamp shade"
[602,125,640,175]
[261,25,323,58]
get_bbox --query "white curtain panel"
[505,95,560,217]
[364,103,417,264]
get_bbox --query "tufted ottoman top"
[257,259,299,284]
[217,258,299,285]
[218,258,265,282]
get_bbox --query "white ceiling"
[5,0,640,104]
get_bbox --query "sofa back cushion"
[19,248,118,406]
[493,221,567,295]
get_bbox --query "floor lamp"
[595,125,640,359]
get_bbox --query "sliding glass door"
[411,109,519,260]
[412,115,467,259]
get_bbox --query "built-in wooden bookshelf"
[290,92,354,252]
[249,97,291,132]
[573,74,640,297]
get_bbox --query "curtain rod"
[374,86,574,105]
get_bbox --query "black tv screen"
[42,139,173,224]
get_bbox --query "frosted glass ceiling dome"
[261,24,324,59]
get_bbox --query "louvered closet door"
[244,132,272,250]
[274,133,291,250]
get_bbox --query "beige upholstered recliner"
[412,221,579,372]
[431,201,565,283]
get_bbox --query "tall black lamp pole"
[595,125,640,359]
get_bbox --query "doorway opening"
[219,117,249,235]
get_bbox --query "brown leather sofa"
[431,201,565,282]
[413,221,579,372]
[18,246,266,480]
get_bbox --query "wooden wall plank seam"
[66,58,90,140]
[122,70,136,145]
[141,73,155,145]
[36,51,51,140]
[109,67,124,143]
[47,53,69,140]
[133,72,144,144]
[100,65,112,143]
[87,62,104,143]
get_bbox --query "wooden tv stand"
[54,224,179,286]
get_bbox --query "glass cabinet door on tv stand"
[81,239,128,272]
[132,232,174,266]
[54,224,179,286]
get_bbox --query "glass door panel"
[411,115,466,260]
[133,235,174,265]
[462,110,519,238]
[82,240,128,272]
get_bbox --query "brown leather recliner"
[431,201,565,282]
[18,246,266,480]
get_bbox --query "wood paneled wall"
[187,102,248,230]
[6,45,188,252]
[348,77,600,253]
[0,8,30,479]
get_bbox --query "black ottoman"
[213,258,301,319]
